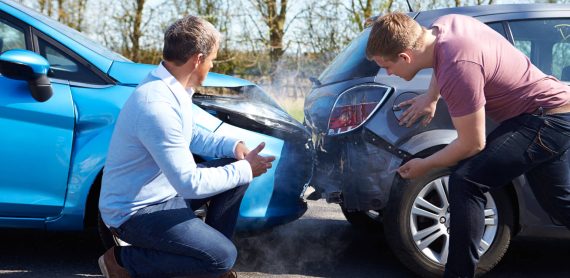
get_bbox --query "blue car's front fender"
[46,126,114,230]
[46,85,132,230]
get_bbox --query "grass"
[276,97,305,122]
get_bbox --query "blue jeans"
[444,112,570,278]
[112,158,248,278]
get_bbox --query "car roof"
[415,3,570,24]
[108,61,255,87]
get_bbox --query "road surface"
[0,199,568,277]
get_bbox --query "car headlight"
[193,85,308,139]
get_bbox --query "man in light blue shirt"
[98,15,275,278]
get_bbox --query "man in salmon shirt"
[366,12,570,277]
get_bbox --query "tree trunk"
[57,0,67,24]
[130,0,145,62]
[264,0,287,70]
[38,0,53,17]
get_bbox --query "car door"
[506,16,570,228]
[0,14,74,219]
[508,18,570,83]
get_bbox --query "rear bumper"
[310,130,400,211]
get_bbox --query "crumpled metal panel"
[341,131,402,210]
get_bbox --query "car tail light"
[328,84,392,135]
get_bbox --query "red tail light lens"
[328,84,391,135]
[329,103,378,130]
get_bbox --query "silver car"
[304,4,570,277]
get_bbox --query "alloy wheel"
[409,176,498,265]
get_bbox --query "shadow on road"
[0,228,103,277]
[235,217,413,277]
[0,211,568,277]
[487,238,570,278]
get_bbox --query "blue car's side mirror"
[0,49,53,102]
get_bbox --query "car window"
[0,19,25,53]
[37,37,107,85]
[552,41,570,81]
[320,22,507,86]
[318,28,380,85]
[486,22,533,61]
[509,19,570,80]
[6,0,129,62]
[487,22,507,38]
[514,40,532,58]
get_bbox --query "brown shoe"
[98,246,131,278]
[218,269,237,278]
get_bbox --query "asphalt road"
[0,199,569,277]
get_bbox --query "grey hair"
[162,15,220,65]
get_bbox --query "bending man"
[366,12,570,277]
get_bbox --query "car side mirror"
[0,49,53,102]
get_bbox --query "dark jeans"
[444,112,570,278]
[112,158,248,278]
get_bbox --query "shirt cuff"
[223,138,241,158]
[233,159,253,185]
[229,140,245,158]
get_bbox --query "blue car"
[0,0,313,241]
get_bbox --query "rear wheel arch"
[399,129,457,157]
[84,170,116,249]
[408,144,447,160]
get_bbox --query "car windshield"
[318,28,379,85]
[8,1,130,62]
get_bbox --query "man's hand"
[398,108,487,180]
[397,158,432,179]
[234,142,249,160]
[245,142,276,177]
[397,93,438,128]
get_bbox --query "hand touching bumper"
[245,142,276,177]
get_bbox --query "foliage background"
[13,0,570,120]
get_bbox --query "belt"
[536,102,570,115]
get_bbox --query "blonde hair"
[366,12,424,61]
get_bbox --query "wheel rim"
[409,176,498,265]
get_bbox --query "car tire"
[340,206,383,231]
[97,213,116,250]
[98,213,131,249]
[384,169,514,277]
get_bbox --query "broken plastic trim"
[363,129,411,160]
[193,85,309,140]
